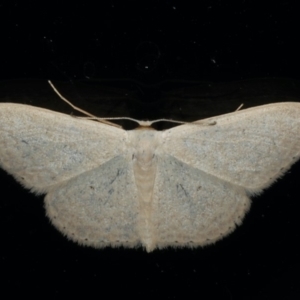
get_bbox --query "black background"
[0,1,300,299]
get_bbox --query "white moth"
[0,102,299,252]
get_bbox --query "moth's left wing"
[0,103,127,194]
[45,155,141,249]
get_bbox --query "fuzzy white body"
[1,102,300,252]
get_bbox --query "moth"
[0,101,299,252]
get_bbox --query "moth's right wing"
[160,102,300,194]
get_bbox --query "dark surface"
[0,1,300,299]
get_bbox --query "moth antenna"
[48,80,121,128]
[235,103,244,111]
